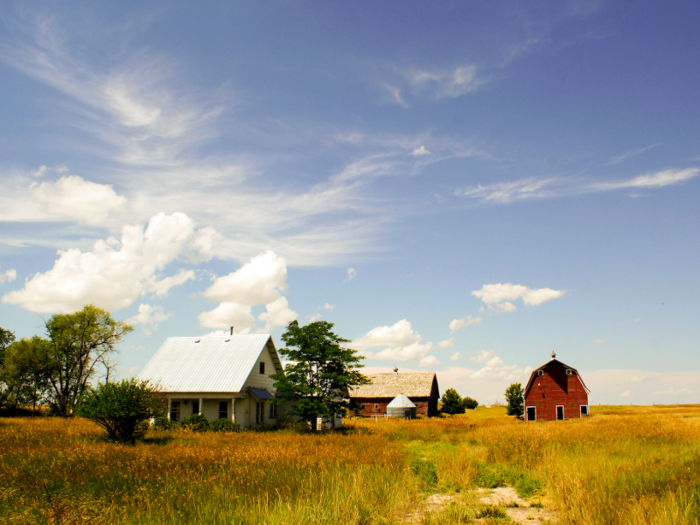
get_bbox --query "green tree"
[505,383,524,418]
[2,337,53,413]
[271,320,370,431]
[440,387,466,415]
[462,396,479,410]
[0,327,16,408]
[76,379,166,443]
[45,305,133,416]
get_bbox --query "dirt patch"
[476,487,558,524]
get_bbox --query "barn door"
[527,407,536,421]
[556,406,564,420]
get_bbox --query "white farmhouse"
[137,335,282,429]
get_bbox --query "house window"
[255,402,264,424]
[170,401,181,422]
[556,406,564,420]
[259,362,265,374]
[269,402,277,419]
[219,401,228,420]
[527,406,536,421]
[580,405,589,416]
[192,400,200,415]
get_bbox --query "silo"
[386,394,417,419]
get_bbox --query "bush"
[462,396,479,410]
[181,413,210,432]
[440,388,466,415]
[210,418,240,432]
[76,379,166,443]
[152,416,174,430]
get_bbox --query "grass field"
[2,405,700,524]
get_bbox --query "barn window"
[566,369,573,375]
[556,406,564,421]
[527,407,536,421]
[219,401,228,419]
[259,362,265,374]
[537,370,544,376]
[580,405,589,416]
[170,401,181,422]
[269,403,277,419]
[374,404,379,410]
[192,400,200,415]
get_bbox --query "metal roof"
[250,388,273,400]
[137,335,280,393]
[387,394,416,408]
[349,372,437,398]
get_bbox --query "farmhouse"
[349,371,439,417]
[524,352,590,421]
[137,334,282,429]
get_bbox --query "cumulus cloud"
[150,269,196,297]
[449,316,482,333]
[420,355,440,367]
[198,251,296,332]
[471,283,566,313]
[450,352,461,361]
[324,303,335,310]
[32,175,127,226]
[412,145,431,156]
[0,268,17,285]
[2,212,214,313]
[437,337,455,349]
[466,350,531,381]
[352,319,434,361]
[347,267,357,281]
[126,304,169,337]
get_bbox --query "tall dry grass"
[2,405,700,524]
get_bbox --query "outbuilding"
[386,394,417,419]
[523,352,590,422]
[349,371,439,417]
[137,335,283,429]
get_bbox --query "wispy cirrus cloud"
[604,143,663,166]
[456,168,700,204]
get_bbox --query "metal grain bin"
[386,394,417,419]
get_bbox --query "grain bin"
[386,394,417,419]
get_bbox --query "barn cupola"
[551,350,556,359]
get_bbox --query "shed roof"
[387,394,416,408]
[349,372,437,398]
[137,335,281,393]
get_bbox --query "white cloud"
[605,143,662,166]
[632,318,642,323]
[437,337,455,349]
[126,304,169,337]
[449,315,482,333]
[470,350,496,364]
[197,302,255,332]
[382,83,408,108]
[257,296,297,333]
[324,303,335,310]
[472,283,566,313]
[419,355,440,367]
[150,269,196,297]
[412,145,431,156]
[353,319,434,361]
[593,338,607,344]
[620,391,631,398]
[2,212,213,313]
[202,251,288,305]
[347,267,358,281]
[408,64,486,99]
[450,352,461,361]
[456,168,700,204]
[32,175,127,226]
[308,313,322,322]
[0,268,17,285]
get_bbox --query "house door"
[556,406,564,420]
[527,407,536,421]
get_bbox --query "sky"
[1,1,699,405]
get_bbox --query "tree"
[76,379,166,443]
[0,327,16,408]
[44,305,133,416]
[440,388,466,415]
[271,320,370,431]
[505,383,524,418]
[2,337,53,413]
[462,396,479,410]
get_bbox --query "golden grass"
[2,405,700,524]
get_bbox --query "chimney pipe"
[230,326,234,336]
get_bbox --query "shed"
[137,335,283,429]
[349,371,439,417]
[523,352,590,422]
[386,394,417,419]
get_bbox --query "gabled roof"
[349,372,438,398]
[523,358,590,398]
[137,335,281,393]
[387,393,416,408]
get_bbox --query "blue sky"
[1,1,699,404]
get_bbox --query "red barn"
[524,353,590,421]
[349,371,439,417]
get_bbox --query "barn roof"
[349,372,437,399]
[137,335,281,393]
[523,358,591,397]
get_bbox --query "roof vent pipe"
[230,326,234,336]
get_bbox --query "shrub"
[440,388,466,415]
[210,418,240,432]
[152,416,174,430]
[76,379,166,443]
[181,413,210,432]
[462,396,479,410]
